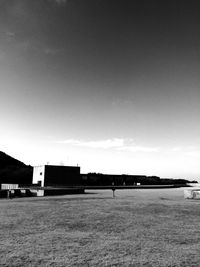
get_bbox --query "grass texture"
[0,188,200,266]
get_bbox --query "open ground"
[0,188,200,267]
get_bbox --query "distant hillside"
[0,152,33,185]
[0,151,27,168]
[82,173,196,186]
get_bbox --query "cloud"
[60,138,124,149]
[53,0,68,4]
[184,151,200,157]
[47,0,68,6]
[58,138,159,152]
[44,48,61,55]
[6,31,15,38]
[118,146,159,153]
[164,146,200,158]
[170,147,183,152]
[166,146,200,156]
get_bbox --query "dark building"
[32,165,81,187]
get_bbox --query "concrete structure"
[32,165,81,187]
[184,189,200,199]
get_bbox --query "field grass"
[0,188,200,266]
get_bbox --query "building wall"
[1,184,19,190]
[44,165,81,186]
[32,166,45,186]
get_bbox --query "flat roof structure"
[32,165,81,187]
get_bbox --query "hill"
[0,152,33,185]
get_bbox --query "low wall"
[30,188,85,197]
[0,188,85,198]
[1,184,19,190]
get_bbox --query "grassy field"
[0,188,200,266]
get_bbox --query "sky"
[0,0,200,180]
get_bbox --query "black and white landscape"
[1,1,200,266]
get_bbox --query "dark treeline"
[0,166,33,185]
[0,152,33,185]
[81,173,197,186]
